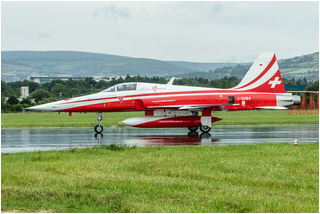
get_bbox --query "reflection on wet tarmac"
[1,125,319,153]
[124,132,216,146]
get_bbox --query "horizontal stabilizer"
[256,106,287,110]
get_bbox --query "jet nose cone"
[27,106,41,111]
[27,103,53,112]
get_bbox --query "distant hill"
[167,61,251,72]
[1,51,318,82]
[1,51,195,82]
[278,52,319,81]
[172,52,319,81]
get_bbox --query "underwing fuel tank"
[122,116,222,128]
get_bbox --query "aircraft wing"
[178,104,239,111]
[146,104,238,111]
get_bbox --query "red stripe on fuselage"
[58,89,273,106]
[58,92,277,112]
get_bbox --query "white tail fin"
[234,53,285,93]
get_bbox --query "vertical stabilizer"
[234,53,285,93]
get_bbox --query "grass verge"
[1,110,319,127]
[2,143,319,212]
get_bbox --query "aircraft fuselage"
[28,83,299,113]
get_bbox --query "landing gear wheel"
[200,124,211,133]
[188,126,198,132]
[94,124,103,134]
[94,112,104,134]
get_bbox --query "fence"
[286,91,319,115]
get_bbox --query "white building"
[92,75,127,82]
[20,86,29,99]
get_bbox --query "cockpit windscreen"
[101,83,137,93]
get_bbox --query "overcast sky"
[1,1,319,62]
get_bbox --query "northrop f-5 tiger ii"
[28,53,301,134]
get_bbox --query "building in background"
[20,86,29,99]
[27,75,87,84]
[284,85,308,92]
[92,75,127,82]
[27,75,127,84]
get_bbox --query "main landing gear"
[188,124,211,133]
[200,124,211,133]
[188,126,198,132]
[94,112,104,134]
[187,110,212,133]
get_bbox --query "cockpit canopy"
[101,83,137,93]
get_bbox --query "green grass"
[2,143,319,212]
[1,112,144,127]
[214,110,319,125]
[1,110,319,128]
[281,68,318,74]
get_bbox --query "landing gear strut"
[94,112,104,134]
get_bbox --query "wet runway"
[1,125,319,153]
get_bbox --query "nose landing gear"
[94,112,104,134]
[94,124,103,133]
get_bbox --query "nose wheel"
[94,112,104,134]
[94,124,103,134]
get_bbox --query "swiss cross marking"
[268,77,281,88]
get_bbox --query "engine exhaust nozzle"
[292,95,301,105]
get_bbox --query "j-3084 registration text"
[237,97,251,101]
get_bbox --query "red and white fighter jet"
[28,53,301,133]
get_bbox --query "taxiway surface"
[1,125,318,153]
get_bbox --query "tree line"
[174,64,251,80]
[1,75,319,113]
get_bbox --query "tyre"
[188,126,198,132]
[94,124,103,133]
[200,124,211,133]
